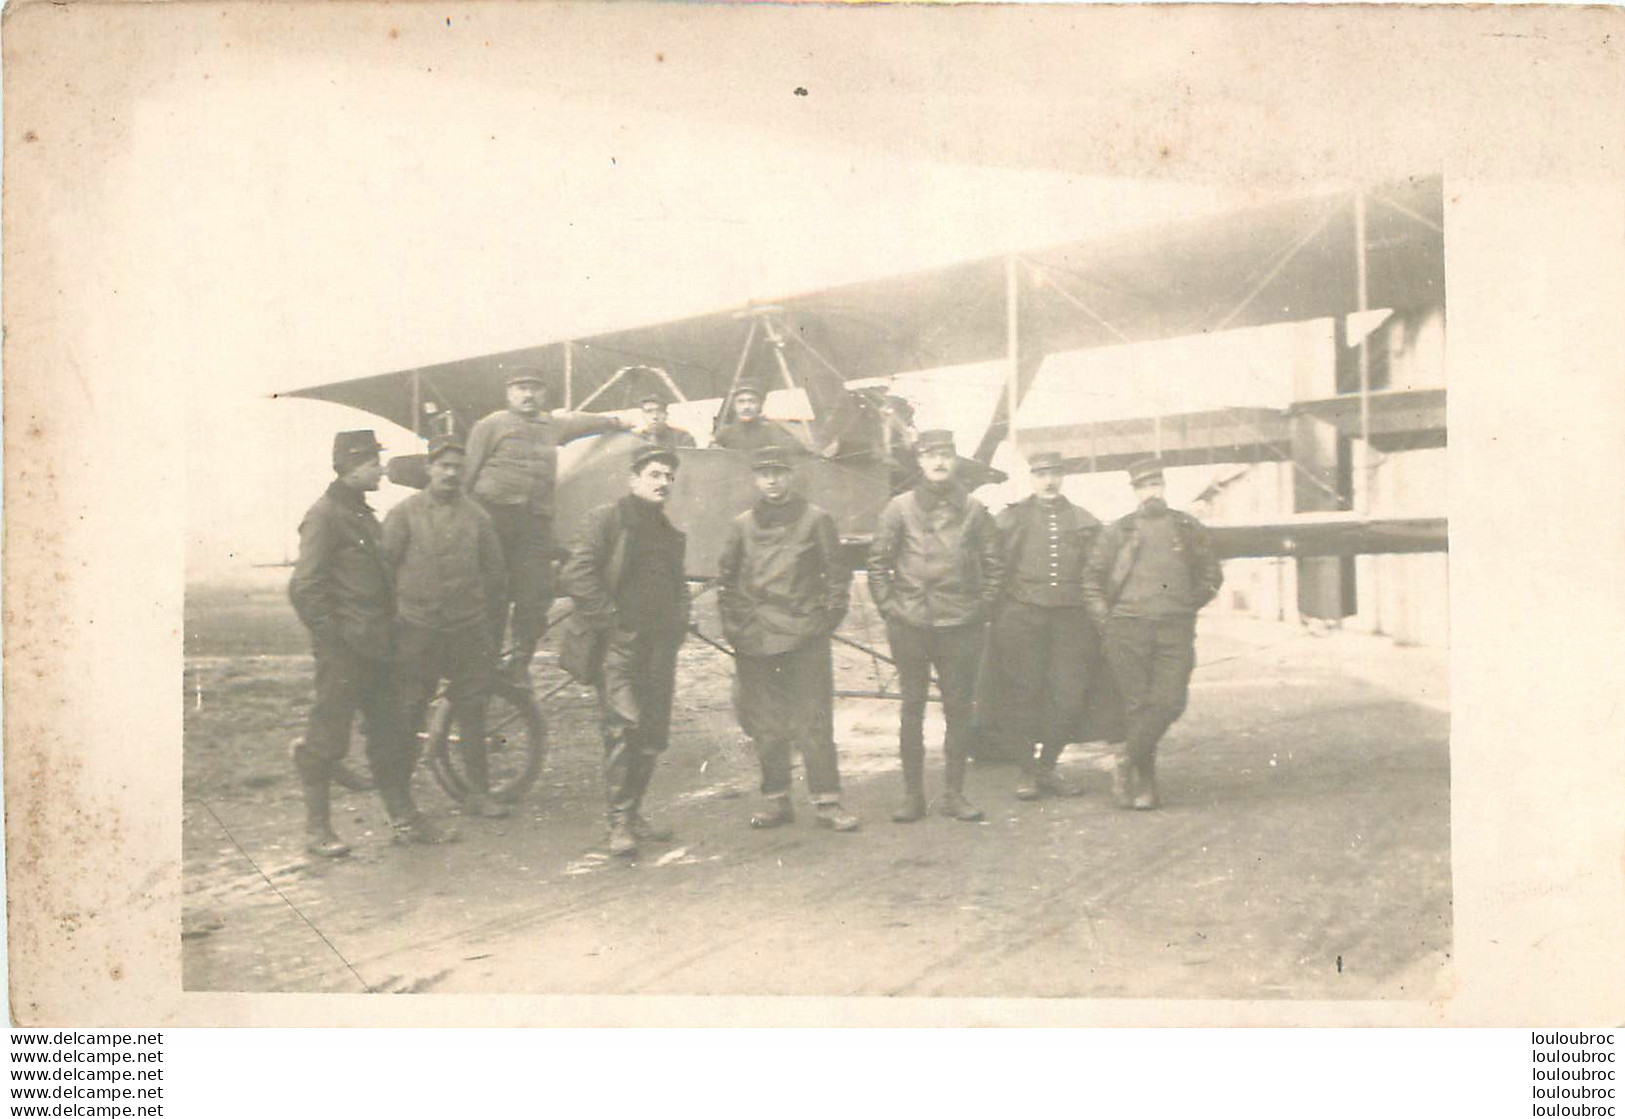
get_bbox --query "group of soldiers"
[287,369,1222,860]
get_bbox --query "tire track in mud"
[575,805,1212,995]
[333,827,825,990]
[884,813,1212,996]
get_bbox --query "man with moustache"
[463,368,627,684]
[712,380,806,453]
[868,429,1005,823]
[1083,458,1223,810]
[383,435,509,821]
[984,450,1119,800]
[718,446,859,833]
[288,430,415,856]
[558,444,690,858]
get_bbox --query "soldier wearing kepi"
[288,430,410,857]
[558,444,690,857]
[636,393,697,450]
[718,446,859,833]
[984,450,1115,800]
[463,368,626,683]
[868,429,1005,823]
[1084,458,1223,810]
[383,435,509,822]
[712,380,805,452]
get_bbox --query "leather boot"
[1036,763,1086,798]
[380,764,459,845]
[626,752,673,841]
[607,811,638,857]
[1132,754,1159,810]
[301,777,350,858]
[750,794,795,829]
[1014,753,1042,801]
[940,753,985,822]
[891,744,927,823]
[814,803,861,832]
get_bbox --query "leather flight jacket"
[1082,507,1223,625]
[288,480,395,660]
[718,496,852,657]
[867,482,1005,629]
[558,495,690,684]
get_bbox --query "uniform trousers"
[987,602,1097,764]
[1101,615,1196,768]
[597,625,684,820]
[299,639,403,785]
[482,505,555,648]
[887,621,983,772]
[734,637,841,804]
[392,618,497,769]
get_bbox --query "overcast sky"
[135,7,1361,579]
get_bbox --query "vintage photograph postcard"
[4,2,1622,1026]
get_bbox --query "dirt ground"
[182,570,1451,1000]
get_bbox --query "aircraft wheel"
[423,680,547,804]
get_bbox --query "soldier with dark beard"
[1084,458,1223,810]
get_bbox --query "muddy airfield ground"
[182,571,1450,1001]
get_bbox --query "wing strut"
[1354,190,1373,515]
[972,258,1045,463]
[758,314,825,452]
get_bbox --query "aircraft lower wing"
[836,512,1446,568]
[1206,514,1446,558]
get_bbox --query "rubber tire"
[424,680,547,804]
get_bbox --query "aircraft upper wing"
[280,176,1444,432]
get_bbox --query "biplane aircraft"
[283,174,1447,578]
[279,174,1447,799]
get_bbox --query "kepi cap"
[426,434,466,462]
[916,429,956,454]
[750,446,795,472]
[640,393,667,408]
[1127,457,1166,486]
[631,442,680,474]
[504,367,547,387]
[332,429,384,473]
[732,380,764,399]
[1027,451,1066,474]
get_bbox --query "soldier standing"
[463,369,626,683]
[288,431,421,856]
[558,444,690,857]
[985,451,1118,800]
[718,447,859,833]
[712,381,806,452]
[868,429,1005,823]
[383,436,510,820]
[636,393,697,449]
[1083,458,1223,810]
